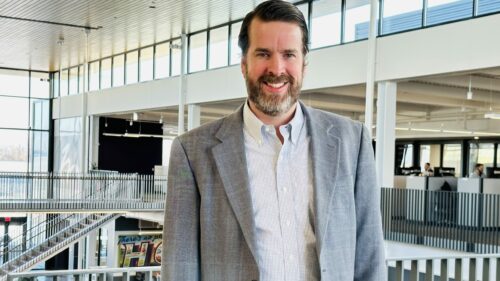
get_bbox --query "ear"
[240,56,247,78]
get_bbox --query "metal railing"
[381,188,500,253]
[387,253,500,281]
[0,172,167,212]
[7,266,161,281]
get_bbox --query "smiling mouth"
[263,81,288,89]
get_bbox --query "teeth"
[267,82,286,88]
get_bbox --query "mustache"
[258,73,294,84]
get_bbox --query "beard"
[245,70,302,117]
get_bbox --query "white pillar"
[188,104,201,131]
[86,230,98,268]
[105,220,117,267]
[365,0,379,137]
[178,34,188,135]
[89,116,100,170]
[77,238,85,269]
[375,81,397,188]
[81,28,91,173]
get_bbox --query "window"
[126,51,139,84]
[469,142,494,174]
[52,71,60,98]
[68,67,79,95]
[140,47,154,82]
[30,72,50,99]
[426,0,473,26]
[189,32,208,73]
[101,58,112,89]
[398,144,414,168]
[60,69,69,97]
[113,54,125,87]
[171,39,182,76]
[311,0,342,48]
[230,21,242,65]
[155,43,170,79]
[78,65,85,93]
[382,0,423,34]
[443,143,462,176]
[0,69,29,97]
[478,0,500,15]
[89,61,100,91]
[344,0,371,42]
[0,129,28,172]
[420,144,441,172]
[31,99,50,131]
[30,130,49,172]
[209,26,229,69]
[0,96,29,129]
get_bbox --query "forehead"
[247,18,302,50]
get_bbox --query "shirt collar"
[243,101,305,145]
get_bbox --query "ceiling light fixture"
[133,112,138,121]
[129,120,133,126]
[484,112,500,119]
[159,115,163,124]
[466,75,473,100]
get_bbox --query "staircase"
[0,213,120,281]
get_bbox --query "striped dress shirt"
[243,102,319,281]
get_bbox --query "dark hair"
[475,163,484,169]
[238,0,309,57]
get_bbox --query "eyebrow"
[253,48,299,54]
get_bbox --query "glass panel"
[230,21,242,65]
[52,71,60,98]
[54,117,82,172]
[60,69,68,97]
[29,130,49,172]
[78,65,85,93]
[426,0,473,26]
[478,0,500,15]
[89,61,100,91]
[189,32,207,73]
[296,3,310,28]
[140,47,154,82]
[345,0,371,42]
[30,72,50,99]
[469,142,494,174]
[420,144,441,174]
[443,143,462,176]
[68,67,78,95]
[399,144,414,168]
[126,51,139,84]
[382,0,423,34]
[171,39,182,76]
[155,43,170,79]
[311,0,342,48]
[0,96,29,129]
[0,129,28,172]
[30,99,50,131]
[209,26,229,69]
[101,58,112,89]
[0,69,29,97]
[113,54,125,87]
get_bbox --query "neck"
[248,101,297,128]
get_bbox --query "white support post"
[86,230,98,268]
[188,104,201,131]
[178,33,188,135]
[365,0,379,137]
[375,81,397,188]
[81,28,91,173]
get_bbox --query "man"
[470,163,484,178]
[162,1,386,280]
[421,162,434,176]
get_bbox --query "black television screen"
[486,167,500,178]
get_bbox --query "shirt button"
[289,254,294,260]
[283,187,287,192]
[265,127,271,132]
[286,220,291,226]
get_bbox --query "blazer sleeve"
[353,125,387,281]
[161,138,201,281]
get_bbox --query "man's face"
[241,18,305,116]
[478,165,484,173]
[425,164,430,170]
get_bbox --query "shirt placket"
[275,127,300,280]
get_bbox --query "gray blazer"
[161,102,386,281]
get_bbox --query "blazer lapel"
[211,106,258,262]
[301,103,341,257]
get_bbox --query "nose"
[267,55,285,76]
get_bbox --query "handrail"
[7,266,160,278]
